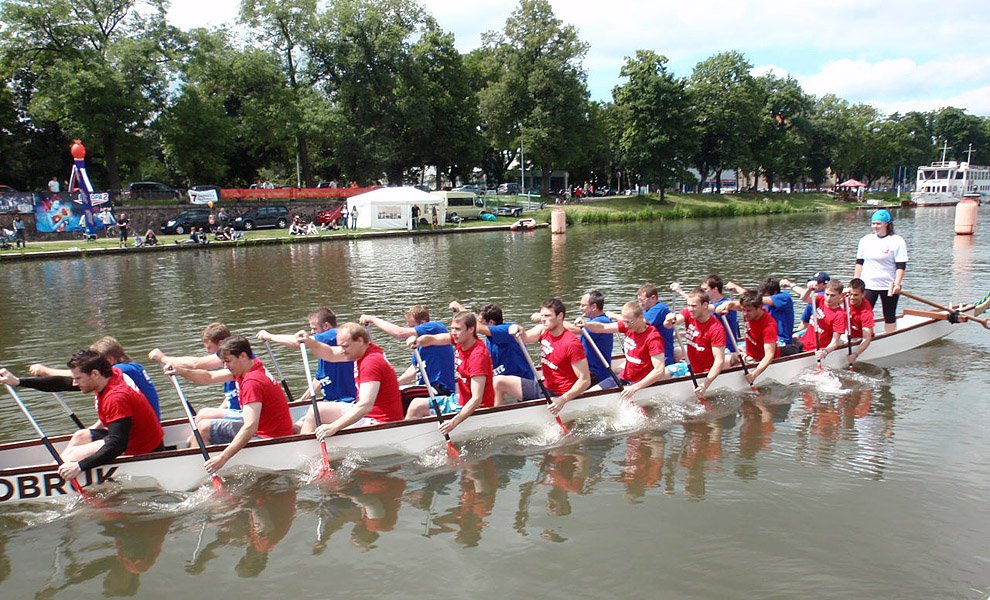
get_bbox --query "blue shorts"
[209,419,245,444]
[428,394,463,416]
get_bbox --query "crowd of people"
[0,210,908,484]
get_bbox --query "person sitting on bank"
[143,229,158,246]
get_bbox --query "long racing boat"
[0,302,981,504]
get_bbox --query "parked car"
[161,208,212,235]
[497,182,521,195]
[232,205,290,230]
[493,204,523,217]
[454,185,485,196]
[125,181,180,201]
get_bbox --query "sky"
[166,0,990,117]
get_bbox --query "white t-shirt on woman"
[856,233,908,290]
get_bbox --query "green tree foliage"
[612,51,697,200]
[479,0,591,195]
[0,0,177,192]
[239,0,318,185]
[689,51,761,191]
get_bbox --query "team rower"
[579,300,668,401]
[493,298,591,413]
[715,290,779,386]
[664,287,727,399]
[165,336,293,473]
[296,323,404,441]
[406,311,495,434]
[783,278,848,360]
[845,278,876,365]
[58,349,165,481]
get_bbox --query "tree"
[0,0,177,193]
[934,107,989,163]
[239,0,319,186]
[752,73,813,191]
[688,51,762,192]
[407,18,483,188]
[612,50,697,200]
[479,0,591,195]
[307,0,426,184]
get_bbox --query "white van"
[430,191,488,220]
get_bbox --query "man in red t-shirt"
[298,323,404,442]
[167,335,293,475]
[792,279,848,360]
[406,311,495,434]
[493,298,590,414]
[717,290,778,386]
[581,301,667,402]
[846,278,875,366]
[664,288,726,399]
[59,350,165,482]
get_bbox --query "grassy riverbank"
[533,192,854,224]
[1,192,866,260]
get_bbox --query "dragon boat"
[0,299,985,504]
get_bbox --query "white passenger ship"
[910,144,990,206]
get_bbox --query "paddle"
[809,293,824,370]
[167,375,224,492]
[718,313,755,390]
[579,326,623,391]
[844,296,855,370]
[52,391,85,429]
[412,347,460,459]
[300,344,336,478]
[4,383,86,496]
[513,332,570,434]
[263,339,295,401]
[898,289,990,329]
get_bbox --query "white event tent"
[346,186,445,230]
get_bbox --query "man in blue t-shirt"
[632,284,676,366]
[571,289,614,385]
[149,323,242,420]
[361,306,456,394]
[449,300,533,379]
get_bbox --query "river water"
[0,207,988,599]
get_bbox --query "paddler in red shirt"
[59,350,164,481]
[297,323,404,441]
[664,288,726,399]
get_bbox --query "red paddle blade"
[211,475,224,493]
[446,441,461,460]
[555,416,570,435]
[317,443,338,487]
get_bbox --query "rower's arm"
[360,315,416,339]
[298,332,347,362]
[256,330,301,349]
[319,381,377,437]
[413,333,452,348]
[148,349,221,370]
[444,375,487,433]
[205,403,261,473]
[78,417,131,470]
[167,364,233,385]
[511,324,544,344]
[581,320,619,334]
[14,375,76,393]
[751,344,777,381]
[627,353,668,394]
[701,346,726,392]
[29,364,71,378]
[725,281,748,294]
[397,363,417,385]
[714,300,742,314]
[559,358,591,403]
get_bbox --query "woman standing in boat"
[855,209,908,334]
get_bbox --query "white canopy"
[347,187,445,230]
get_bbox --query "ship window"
[956,172,964,179]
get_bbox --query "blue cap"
[871,209,892,223]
